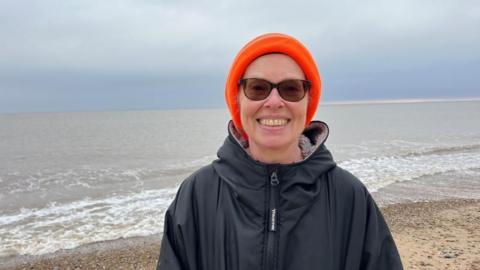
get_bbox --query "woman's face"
[238,54,308,159]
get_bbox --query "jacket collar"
[212,120,337,212]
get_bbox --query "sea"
[1,100,479,259]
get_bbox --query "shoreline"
[1,199,479,270]
[0,235,162,270]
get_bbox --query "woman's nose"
[263,88,285,108]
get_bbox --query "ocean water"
[0,100,479,258]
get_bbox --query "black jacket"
[157,121,403,270]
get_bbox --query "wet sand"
[1,199,479,270]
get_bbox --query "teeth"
[259,119,288,126]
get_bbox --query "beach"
[385,199,480,270]
[1,198,478,270]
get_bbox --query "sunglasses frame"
[238,78,311,102]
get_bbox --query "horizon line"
[321,97,480,106]
[1,97,479,115]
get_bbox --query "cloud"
[0,0,478,112]
[2,0,478,71]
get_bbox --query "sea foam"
[0,187,177,257]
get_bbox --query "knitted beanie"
[225,33,322,135]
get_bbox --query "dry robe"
[157,121,404,270]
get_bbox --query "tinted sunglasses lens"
[244,79,271,100]
[278,80,306,102]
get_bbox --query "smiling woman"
[238,54,309,164]
[156,33,404,270]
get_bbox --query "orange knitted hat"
[225,33,322,135]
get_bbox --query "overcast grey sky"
[0,0,479,113]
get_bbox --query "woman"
[156,33,403,270]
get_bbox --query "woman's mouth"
[257,118,290,127]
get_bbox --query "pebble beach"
[1,199,478,270]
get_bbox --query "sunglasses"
[238,78,311,102]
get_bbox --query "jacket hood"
[212,120,337,213]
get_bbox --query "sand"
[383,199,480,270]
[1,199,479,270]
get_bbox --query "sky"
[0,0,479,113]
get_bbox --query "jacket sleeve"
[360,193,404,270]
[156,208,185,270]
[156,178,199,270]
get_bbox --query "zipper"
[265,168,279,270]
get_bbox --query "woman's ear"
[236,86,242,109]
[306,90,312,107]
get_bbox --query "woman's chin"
[251,137,293,152]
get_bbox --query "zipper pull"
[270,208,277,231]
[270,171,279,186]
